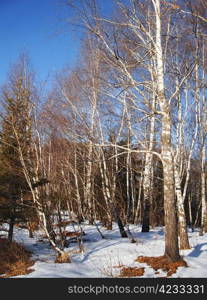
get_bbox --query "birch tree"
[199,38,207,235]
[66,0,190,261]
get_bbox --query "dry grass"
[136,255,187,277]
[55,252,71,263]
[99,256,124,277]
[59,231,82,238]
[15,222,39,232]
[0,238,34,278]
[15,223,28,229]
[120,267,145,277]
[113,264,125,269]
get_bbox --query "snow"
[3,223,207,278]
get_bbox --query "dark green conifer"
[0,54,34,242]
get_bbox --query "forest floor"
[1,223,207,278]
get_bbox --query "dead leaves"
[118,255,187,277]
[136,255,187,277]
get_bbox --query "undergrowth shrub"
[0,238,34,277]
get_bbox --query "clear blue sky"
[0,0,114,89]
[0,0,83,88]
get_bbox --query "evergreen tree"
[0,54,34,242]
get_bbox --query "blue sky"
[0,0,114,90]
[0,0,83,88]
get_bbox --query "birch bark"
[152,0,180,261]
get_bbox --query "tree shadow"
[188,243,207,258]
[80,240,122,263]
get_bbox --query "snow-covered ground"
[4,223,207,278]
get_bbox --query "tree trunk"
[117,213,128,238]
[162,113,180,261]
[126,139,132,223]
[8,215,15,242]
[74,166,84,221]
[84,141,94,224]
[134,170,144,224]
[142,152,153,232]
[188,193,194,232]
[142,84,155,232]
[153,0,181,262]
[174,167,190,249]
[99,151,127,237]
[99,155,113,228]
[27,222,34,238]
[200,145,207,235]
[142,202,150,232]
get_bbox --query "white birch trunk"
[84,140,94,224]
[199,39,207,235]
[126,130,132,222]
[200,143,207,235]
[174,82,190,249]
[174,166,190,249]
[99,152,113,228]
[14,124,70,262]
[152,0,180,261]
[142,91,155,232]
[74,148,84,220]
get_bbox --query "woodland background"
[0,0,207,265]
